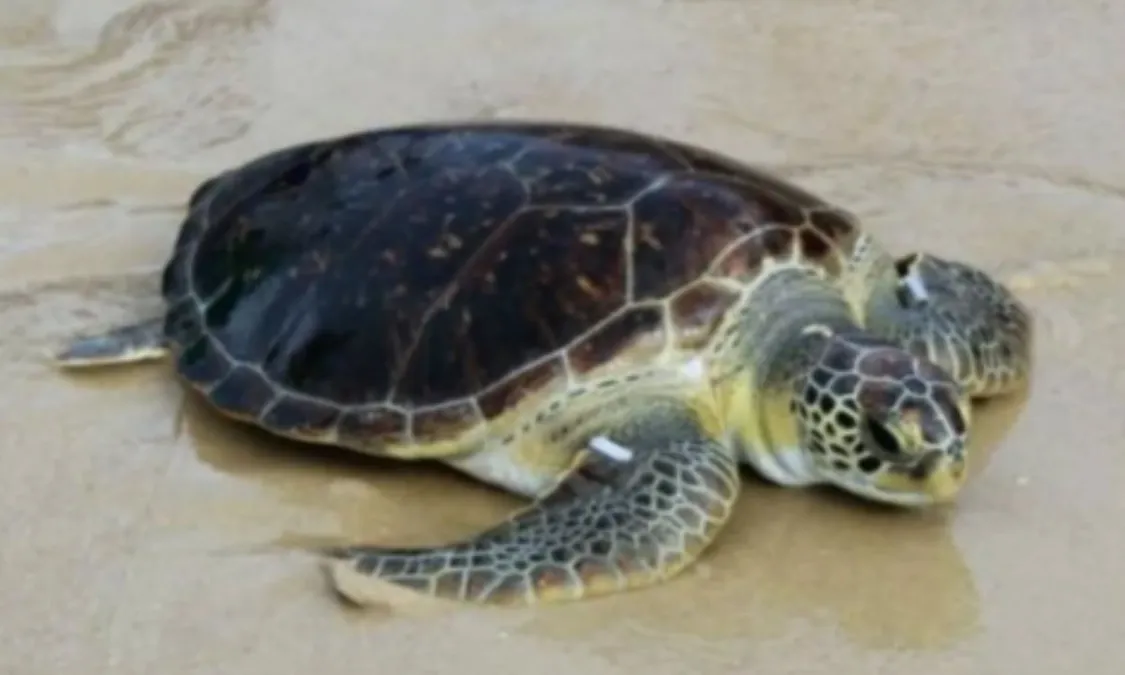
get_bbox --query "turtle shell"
[161,122,859,451]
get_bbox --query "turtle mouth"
[820,451,966,508]
[833,476,938,508]
[864,455,967,507]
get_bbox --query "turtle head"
[794,331,971,508]
[865,252,1033,398]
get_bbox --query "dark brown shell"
[160,121,860,448]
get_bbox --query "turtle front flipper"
[55,317,168,369]
[324,402,741,606]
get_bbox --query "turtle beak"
[875,451,968,506]
[917,453,967,504]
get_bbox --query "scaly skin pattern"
[326,401,740,605]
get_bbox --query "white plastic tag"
[588,435,634,463]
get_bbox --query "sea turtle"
[56,121,1032,606]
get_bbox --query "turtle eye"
[865,418,902,455]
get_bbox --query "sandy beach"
[1,1,1122,673]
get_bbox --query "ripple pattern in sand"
[0,0,273,161]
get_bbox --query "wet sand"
[1,1,1123,674]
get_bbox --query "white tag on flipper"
[588,435,634,463]
[902,270,931,302]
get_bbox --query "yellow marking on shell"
[576,275,604,298]
[378,432,484,460]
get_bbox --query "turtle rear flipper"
[55,317,168,369]
[323,403,741,606]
